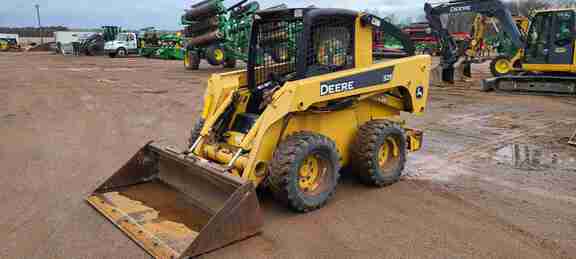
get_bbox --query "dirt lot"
[1,52,575,259]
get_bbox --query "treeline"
[0,26,68,37]
[448,0,576,33]
[506,0,576,17]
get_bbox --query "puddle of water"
[493,143,575,170]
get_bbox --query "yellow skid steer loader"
[88,8,430,258]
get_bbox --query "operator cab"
[247,9,356,90]
[245,8,414,113]
[525,9,576,68]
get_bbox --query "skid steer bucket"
[87,142,263,258]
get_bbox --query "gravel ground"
[1,52,575,259]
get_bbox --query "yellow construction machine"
[482,8,576,94]
[87,8,430,258]
[426,0,576,94]
[0,40,8,51]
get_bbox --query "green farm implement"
[181,0,260,69]
[181,0,288,70]
[141,33,185,60]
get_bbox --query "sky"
[0,0,425,30]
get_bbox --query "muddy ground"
[1,52,575,259]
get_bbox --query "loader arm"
[424,0,525,81]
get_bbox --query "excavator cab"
[426,0,576,94]
[483,9,576,94]
[524,10,576,69]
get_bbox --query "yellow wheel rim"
[495,59,511,74]
[298,155,323,192]
[378,137,399,170]
[214,49,224,62]
[184,51,190,66]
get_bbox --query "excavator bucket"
[87,142,263,258]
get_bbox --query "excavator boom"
[425,0,524,82]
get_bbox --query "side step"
[481,75,576,96]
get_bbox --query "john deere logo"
[416,86,424,98]
[382,73,393,83]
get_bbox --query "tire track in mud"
[402,86,576,257]
[403,111,576,258]
[407,179,573,259]
[403,162,574,258]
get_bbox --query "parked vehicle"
[104,32,140,58]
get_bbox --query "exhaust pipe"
[87,142,262,258]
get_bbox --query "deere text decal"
[320,66,394,96]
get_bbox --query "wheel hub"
[214,49,224,62]
[298,155,324,192]
[378,137,399,170]
[495,59,510,74]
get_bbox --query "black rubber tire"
[183,0,220,21]
[205,44,225,66]
[463,62,472,78]
[183,17,219,36]
[116,48,127,57]
[187,118,205,148]
[184,50,200,70]
[108,52,116,58]
[223,56,237,68]
[490,56,512,77]
[268,132,341,212]
[352,120,406,187]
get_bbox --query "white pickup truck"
[104,32,140,58]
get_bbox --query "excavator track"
[482,75,576,96]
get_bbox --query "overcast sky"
[0,0,424,30]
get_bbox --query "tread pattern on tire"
[185,50,200,70]
[353,120,406,187]
[268,131,341,213]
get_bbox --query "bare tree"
[0,26,68,37]
[503,0,550,16]
[552,0,576,7]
